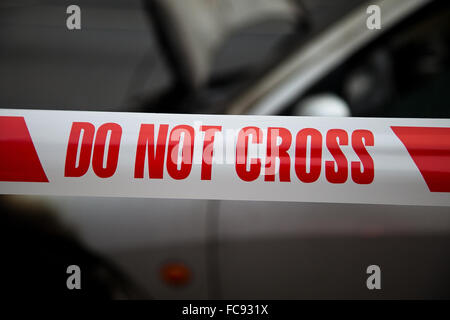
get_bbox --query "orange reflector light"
[160,262,191,287]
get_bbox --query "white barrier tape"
[1,109,449,206]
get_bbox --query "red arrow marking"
[0,116,49,182]
[392,126,450,192]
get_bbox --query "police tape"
[0,108,449,206]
